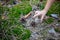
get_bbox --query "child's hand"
[33,10,47,22]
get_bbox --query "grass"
[1,19,31,40]
[0,1,32,40]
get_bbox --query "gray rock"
[49,28,56,34]
[50,14,58,19]
[30,32,39,40]
[48,27,57,37]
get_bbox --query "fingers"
[35,11,40,14]
[33,11,40,18]
[33,13,39,18]
[41,15,45,22]
[35,11,37,15]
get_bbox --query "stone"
[30,32,39,40]
[50,14,58,19]
[20,17,26,23]
[48,27,57,37]
[49,28,56,34]
[30,21,36,27]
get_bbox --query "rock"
[20,17,26,23]
[7,5,12,8]
[48,27,57,37]
[35,17,41,24]
[50,14,58,19]
[58,34,60,37]
[56,24,60,27]
[57,39,60,40]
[30,21,36,27]
[35,32,39,35]
[49,28,56,34]
[30,32,39,40]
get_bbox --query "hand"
[33,10,47,22]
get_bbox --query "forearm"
[44,0,55,12]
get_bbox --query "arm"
[44,0,55,12]
[33,0,55,22]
